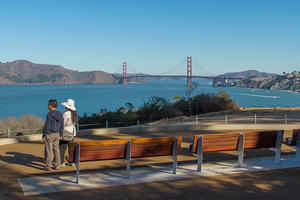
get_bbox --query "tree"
[125,102,134,112]
[185,82,199,115]
[217,90,231,102]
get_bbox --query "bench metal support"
[296,130,300,161]
[275,131,283,163]
[196,136,203,172]
[172,137,178,174]
[237,133,244,167]
[75,143,80,184]
[125,140,131,177]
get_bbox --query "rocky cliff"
[218,70,276,78]
[233,73,300,92]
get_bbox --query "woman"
[59,99,78,167]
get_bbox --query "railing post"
[195,116,198,125]
[166,117,168,125]
[254,114,257,124]
[7,128,10,138]
[106,120,108,128]
[225,115,228,124]
[137,120,140,126]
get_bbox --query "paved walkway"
[18,157,300,195]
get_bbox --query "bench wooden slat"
[202,145,240,152]
[202,141,240,147]
[131,137,178,144]
[74,140,129,146]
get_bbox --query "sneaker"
[60,163,65,167]
[53,166,60,170]
[44,167,52,171]
[68,162,76,167]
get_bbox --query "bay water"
[0,80,299,119]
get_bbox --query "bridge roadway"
[123,75,244,80]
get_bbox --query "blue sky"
[0,0,299,75]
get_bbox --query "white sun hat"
[62,99,76,111]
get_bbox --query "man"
[42,99,64,171]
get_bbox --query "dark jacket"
[43,110,64,137]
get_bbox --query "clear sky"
[0,0,299,75]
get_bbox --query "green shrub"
[137,96,182,121]
[78,92,239,127]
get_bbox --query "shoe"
[54,166,60,170]
[68,163,76,167]
[44,167,52,171]
[60,163,65,167]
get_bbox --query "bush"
[0,114,44,137]
[78,91,239,127]
[174,91,239,115]
[137,96,182,121]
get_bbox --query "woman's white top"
[63,110,76,136]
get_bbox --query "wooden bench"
[69,136,182,184]
[191,130,283,172]
[282,129,300,161]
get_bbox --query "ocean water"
[0,80,300,119]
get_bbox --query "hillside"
[0,60,119,85]
[218,70,276,78]
[233,73,300,92]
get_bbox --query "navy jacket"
[43,110,64,137]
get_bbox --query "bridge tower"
[122,61,127,85]
[187,56,192,87]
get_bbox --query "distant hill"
[218,70,277,79]
[0,60,119,85]
[233,72,300,92]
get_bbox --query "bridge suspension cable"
[192,58,213,76]
[158,59,186,75]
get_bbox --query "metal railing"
[1,113,300,138]
[76,113,300,131]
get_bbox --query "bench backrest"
[191,131,282,153]
[243,131,280,149]
[191,133,241,153]
[69,136,182,162]
[69,139,128,162]
[131,137,182,158]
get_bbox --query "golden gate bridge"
[120,57,244,87]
